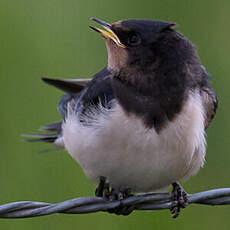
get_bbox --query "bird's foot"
[95,177,134,215]
[108,187,134,215]
[170,182,188,218]
[95,176,110,198]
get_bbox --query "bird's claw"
[170,182,188,218]
[95,176,110,198]
[95,176,134,215]
[108,187,134,215]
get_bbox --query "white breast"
[62,90,206,192]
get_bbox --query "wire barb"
[0,188,230,218]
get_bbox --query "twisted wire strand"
[0,188,230,218]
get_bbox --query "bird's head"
[90,18,191,78]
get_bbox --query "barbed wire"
[0,188,230,218]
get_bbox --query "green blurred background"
[0,0,230,229]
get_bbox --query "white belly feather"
[62,91,206,192]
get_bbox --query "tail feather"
[23,121,64,148]
[22,134,58,143]
[40,121,62,132]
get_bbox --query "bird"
[25,17,218,218]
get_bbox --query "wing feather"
[42,78,91,93]
[200,66,218,128]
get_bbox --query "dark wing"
[24,67,114,146]
[57,67,114,121]
[200,66,218,129]
[41,68,114,121]
[42,78,91,93]
[79,68,114,108]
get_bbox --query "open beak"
[90,17,126,48]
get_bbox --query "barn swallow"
[26,18,217,218]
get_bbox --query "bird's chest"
[62,92,206,192]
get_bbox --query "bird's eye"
[128,33,141,46]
